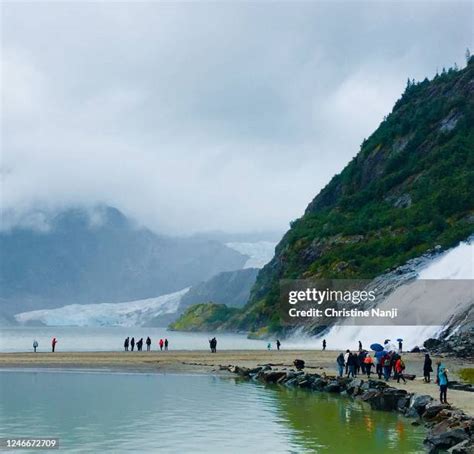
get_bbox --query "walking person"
[159,339,164,351]
[164,339,168,351]
[398,339,403,353]
[267,342,271,351]
[276,340,281,351]
[423,354,433,383]
[375,353,383,379]
[358,340,362,352]
[51,337,58,353]
[364,355,374,377]
[33,340,39,353]
[124,337,129,352]
[146,337,151,351]
[437,362,449,404]
[336,352,345,377]
[137,338,143,351]
[131,337,135,351]
[382,353,391,381]
[347,352,356,378]
[395,356,406,383]
[322,339,326,351]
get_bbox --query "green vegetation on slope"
[169,303,240,332]
[172,59,474,336]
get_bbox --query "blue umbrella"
[397,338,403,342]
[370,343,384,352]
[375,350,385,359]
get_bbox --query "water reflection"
[0,371,425,453]
[236,381,425,453]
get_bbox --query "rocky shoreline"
[226,362,474,453]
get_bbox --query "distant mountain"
[14,268,259,328]
[179,268,258,310]
[0,206,246,316]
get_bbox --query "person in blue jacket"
[437,362,449,404]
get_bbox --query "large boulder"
[424,429,469,453]
[409,394,434,416]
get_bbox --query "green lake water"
[0,370,425,453]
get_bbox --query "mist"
[2,1,472,234]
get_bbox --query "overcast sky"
[1,1,472,235]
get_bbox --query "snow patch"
[226,241,276,268]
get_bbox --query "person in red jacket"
[159,339,164,351]
[394,357,406,383]
[51,337,58,353]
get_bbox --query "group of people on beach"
[336,348,408,383]
[123,337,169,352]
[334,340,450,404]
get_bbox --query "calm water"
[0,370,425,453]
[0,327,267,352]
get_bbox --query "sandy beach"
[1,349,473,415]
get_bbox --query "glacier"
[226,241,276,268]
[15,288,189,327]
[284,239,473,351]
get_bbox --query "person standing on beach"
[209,337,217,353]
[364,355,373,377]
[336,353,345,377]
[347,352,356,377]
[382,353,391,380]
[146,337,151,351]
[437,362,449,404]
[33,340,38,353]
[51,337,58,353]
[322,339,326,351]
[398,340,403,353]
[137,338,143,351]
[358,340,362,352]
[124,337,129,351]
[423,354,433,383]
[164,339,169,351]
[344,350,350,374]
[358,350,367,374]
[276,340,281,351]
[394,357,406,383]
[159,339,164,351]
[131,337,135,351]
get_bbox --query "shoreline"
[0,350,473,415]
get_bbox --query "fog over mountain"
[0,207,247,317]
[2,2,471,235]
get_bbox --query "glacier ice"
[15,288,189,327]
[226,241,276,268]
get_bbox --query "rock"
[409,394,433,416]
[448,439,474,454]
[293,359,305,370]
[424,428,469,452]
[366,388,409,412]
[397,396,410,413]
[262,371,287,383]
[422,403,452,420]
[311,378,328,391]
[424,338,443,350]
[234,366,250,376]
[324,382,341,393]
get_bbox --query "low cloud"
[1,1,472,234]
